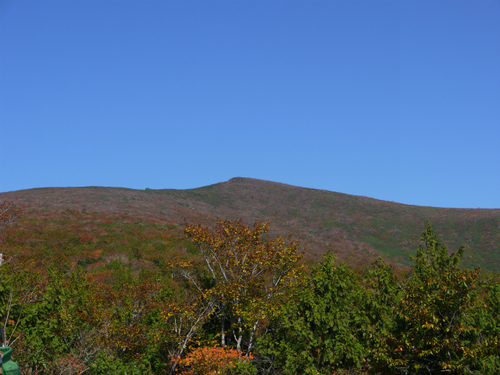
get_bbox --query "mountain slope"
[2,177,499,271]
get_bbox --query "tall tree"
[377,222,484,374]
[260,255,370,375]
[184,219,302,354]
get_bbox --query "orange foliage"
[174,346,253,375]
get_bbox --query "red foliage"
[79,236,95,244]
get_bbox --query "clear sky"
[1,0,499,208]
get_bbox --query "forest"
[0,200,499,374]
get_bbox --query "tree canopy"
[0,211,498,374]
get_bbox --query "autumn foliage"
[0,201,499,374]
[174,346,254,375]
[184,219,303,353]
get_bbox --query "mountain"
[2,177,500,271]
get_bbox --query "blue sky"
[1,0,499,208]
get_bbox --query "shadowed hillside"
[2,177,500,271]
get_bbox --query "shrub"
[174,346,255,375]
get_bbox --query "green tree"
[16,267,94,373]
[473,278,500,374]
[261,255,370,375]
[362,258,402,369]
[377,222,484,374]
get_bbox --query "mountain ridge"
[1,177,499,271]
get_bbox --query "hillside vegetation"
[2,177,499,271]
[0,182,499,374]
